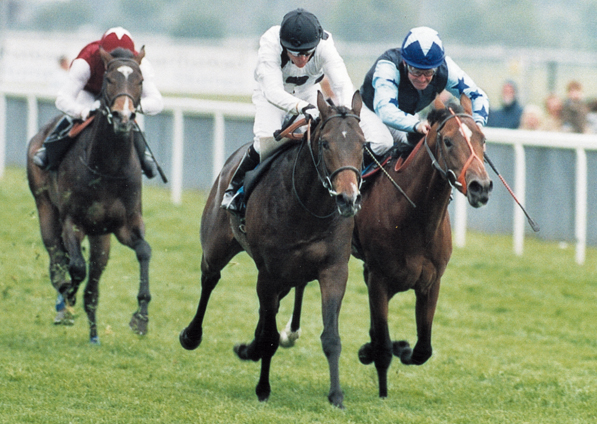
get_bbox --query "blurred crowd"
[486,79,597,134]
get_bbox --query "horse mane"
[427,102,465,127]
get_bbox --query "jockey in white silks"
[221,8,355,212]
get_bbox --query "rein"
[424,110,483,196]
[292,113,362,218]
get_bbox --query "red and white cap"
[100,27,135,53]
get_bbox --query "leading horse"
[280,95,493,398]
[27,47,152,344]
[180,91,365,408]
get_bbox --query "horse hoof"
[90,336,101,345]
[279,328,301,348]
[256,384,271,402]
[234,343,259,362]
[179,328,202,350]
[129,312,148,335]
[358,343,374,365]
[54,307,75,326]
[393,340,413,364]
[328,392,345,409]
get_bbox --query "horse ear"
[135,46,146,65]
[99,46,113,68]
[460,93,473,115]
[316,90,329,116]
[351,90,362,117]
[434,94,445,110]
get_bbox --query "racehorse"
[179,91,365,408]
[26,47,152,344]
[279,95,493,398]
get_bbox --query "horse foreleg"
[358,273,394,398]
[130,237,151,335]
[85,235,111,344]
[115,224,151,336]
[319,267,348,409]
[279,284,305,348]
[180,255,222,350]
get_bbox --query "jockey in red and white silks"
[56,27,163,121]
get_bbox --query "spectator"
[561,80,589,133]
[586,100,597,134]
[519,104,544,130]
[486,80,523,129]
[542,94,563,132]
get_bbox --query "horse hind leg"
[85,235,111,344]
[279,284,305,348]
[396,280,440,366]
[35,201,73,324]
[234,279,281,402]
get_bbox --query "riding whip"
[484,153,539,232]
[133,122,168,183]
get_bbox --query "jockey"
[33,27,164,178]
[359,26,490,159]
[221,8,355,212]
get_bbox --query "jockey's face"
[405,62,435,90]
[287,50,313,68]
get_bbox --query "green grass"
[1,166,596,423]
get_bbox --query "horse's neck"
[288,140,334,215]
[399,138,452,225]
[86,117,134,170]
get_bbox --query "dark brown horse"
[180,91,365,408]
[279,95,493,398]
[27,47,151,344]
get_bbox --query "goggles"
[286,47,316,57]
[407,65,436,78]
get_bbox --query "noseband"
[424,109,483,196]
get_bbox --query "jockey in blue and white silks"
[359,27,490,156]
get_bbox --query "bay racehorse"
[180,91,365,408]
[27,47,152,344]
[279,95,493,397]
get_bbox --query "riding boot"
[133,130,157,179]
[221,145,260,212]
[33,115,75,170]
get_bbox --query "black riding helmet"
[279,8,323,51]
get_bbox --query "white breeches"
[359,105,408,155]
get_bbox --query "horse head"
[313,90,365,217]
[426,94,493,208]
[99,46,145,135]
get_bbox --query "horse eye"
[444,137,453,148]
[321,139,330,150]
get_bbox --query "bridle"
[292,112,363,218]
[100,58,142,124]
[424,109,484,196]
